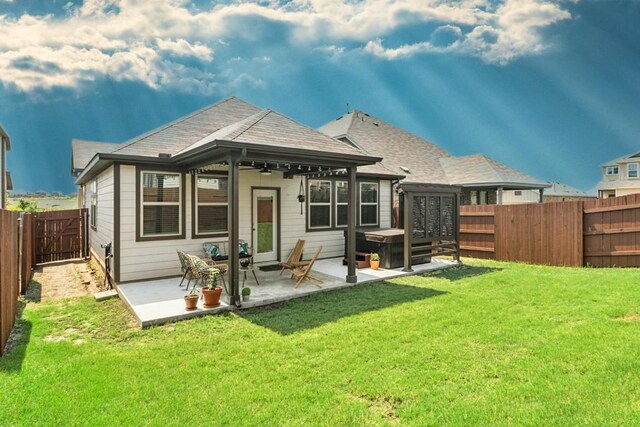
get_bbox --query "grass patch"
[2,259,640,425]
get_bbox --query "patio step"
[95,289,119,302]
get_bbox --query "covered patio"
[117,256,459,327]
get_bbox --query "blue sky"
[1,0,639,194]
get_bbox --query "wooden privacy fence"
[34,209,88,264]
[0,210,35,356]
[460,194,640,267]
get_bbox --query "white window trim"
[606,166,619,176]
[359,182,379,226]
[335,181,348,228]
[140,171,182,238]
[90,179,97,229]
[627,163,639,179]
[308,179,332,229]
[195,174,228,236]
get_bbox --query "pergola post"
[403,191,413,272]
[346,166,357,283]
[227,154,240,305]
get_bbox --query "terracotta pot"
[370,260,380,270]
[202,287,222,308]
[184,295,199,311]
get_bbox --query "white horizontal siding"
[502,189,540,205]
[118,164,395,282]
[88,166,114,278]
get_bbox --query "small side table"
[240,264,260,288]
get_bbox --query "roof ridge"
[228,109,271,141]
[112,96,239,154]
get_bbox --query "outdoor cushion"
[204,243,221,258]
[239,242,249,256]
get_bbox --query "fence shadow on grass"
[240,281,447,335]
[420,264,501,282]
[0,300,32,373]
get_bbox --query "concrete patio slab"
[116,257,459,327]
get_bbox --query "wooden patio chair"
[279,239,306,276]
[291,246,323,288]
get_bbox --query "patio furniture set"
[176,239,324,309]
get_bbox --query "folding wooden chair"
[279,239,305,276]
[291,246,323,288]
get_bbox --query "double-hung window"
[359,182,378,226]
[335,181,348,227]
[308,180,332,228]
[628,163,638,179]
[141,172,181,237]
[195,174,228,235]
[90,179,97,229]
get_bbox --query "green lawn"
[2,259,640,425]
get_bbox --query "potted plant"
[242,287,251,302]
[184,286,199,311]
[202,268,222,308]
[370,253,380,270]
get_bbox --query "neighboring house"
[318,111,549,208]
[502,182,596,204]
[0,124,11,209]
[72,97,420,302]
[597,151,640,198]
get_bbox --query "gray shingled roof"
[319,111,452,184]
[544,182,594,197]
[72,139,121,172]
[319,110,547,188]
[440,154,548,187]
[601,151,640,167]
[113,97,260,157]
[179,108,370,158]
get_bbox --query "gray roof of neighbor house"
[440,154,549,188]
[542,182,595,197]
[71,139,121,175]
[73,97,392,184]
[601,151,640,167]
[0,124,10,150]
[319,110,452,184]
[319,110,548,189]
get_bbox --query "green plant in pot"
[369,253,380,270]
[184,285,199,311]
[202,268,222,308]
[242,287,251,302]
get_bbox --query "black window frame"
[191,172,229,239]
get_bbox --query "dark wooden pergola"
[173,141,382,306]
[399,183,462,271]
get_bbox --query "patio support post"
[346,166,357,283]
[403,192,413,272]
[497,186,503,205]
[227,154,240,306]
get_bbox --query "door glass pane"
[257,197,273,253]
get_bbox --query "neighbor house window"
[479,191,488,205]
[141,172,181,236]
[514,190,522,196]
[195,174,228,235]
[359,182,378,226]
[628,163,639,179]
[335,181,348,227]
[606,166,619,176]
[90,179,97,229]
[308,180,332,228]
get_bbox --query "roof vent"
[158,153,172,159]
[373,122,379,127]
[400,166,411,174]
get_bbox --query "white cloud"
[0,0,575,93]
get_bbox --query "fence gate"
[33,209,89,264]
